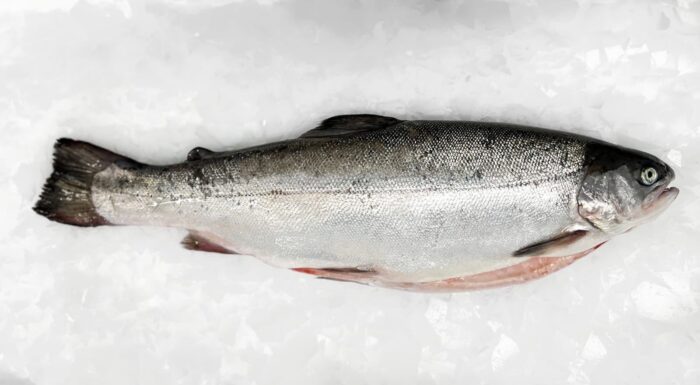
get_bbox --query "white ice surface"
[1,0,699,384]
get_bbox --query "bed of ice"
[1,0,699,384]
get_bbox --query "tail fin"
[34,138,139,227]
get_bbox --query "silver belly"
[94,176,581,282]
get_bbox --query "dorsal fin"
[300,114,402,139]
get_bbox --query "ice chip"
[491,334,519,371]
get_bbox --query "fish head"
[577,142,678,235]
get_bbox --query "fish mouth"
[643,185,679,214]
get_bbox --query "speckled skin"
[90,120,596,282]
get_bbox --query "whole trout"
[34,115,678,291]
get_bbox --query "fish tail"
[34,138,141,227]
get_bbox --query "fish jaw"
[612,185,679,235]
[642,186,679,217]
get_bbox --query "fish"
[33,114,679,292]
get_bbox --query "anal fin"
[182,232,237,254]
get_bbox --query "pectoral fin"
[513,230,589,257]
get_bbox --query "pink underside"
[293,243,605,292]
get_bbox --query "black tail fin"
[34,138,139,227]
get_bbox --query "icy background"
[1,0,699,384]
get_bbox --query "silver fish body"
[35,115,678,290]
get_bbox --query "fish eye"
[640,167,658,186]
